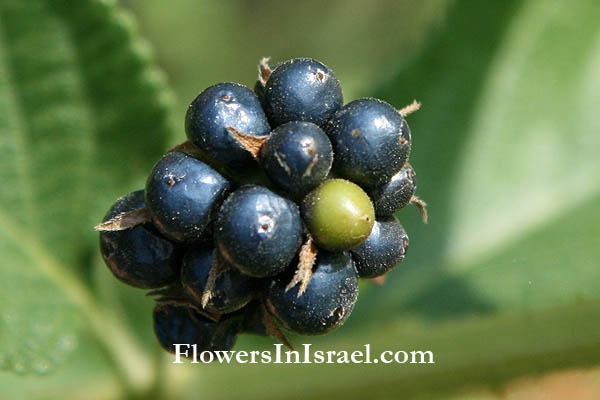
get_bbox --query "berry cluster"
[97,58,427,357]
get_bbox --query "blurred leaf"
[185,300,600,400]
[447,0,600,266]
[0,0,173,375]
[0,335,120,400]
[377,0,600,317]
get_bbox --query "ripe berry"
[185,83,270,168]
[266,251,358,335]
[263,58,343,127]
[260,121,333,196]
[302,179,375,251]
[351,217,409,278]
[369,163,416,217]
[153,304,241,357]
[181,247,255,314]
[99,190,180,289]
[327,98,411,187]
[215,185,303,278]
[145,151,230,243]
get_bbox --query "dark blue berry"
[327,98,411,187]
[260,121,333,196]
[181,247,255,314]
[266,251,358,335]
[263,58,343,127]
[99,190,180,289]
[369,164,416,217]
[185,83,270,168]
[145,151,230,243]
[254,80,267,108]
[153,303,239,355]
[351,217,409,278]
[215,185,303,278]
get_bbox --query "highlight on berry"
[95,56,427,357]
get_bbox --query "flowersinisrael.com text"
[172,344,435,365]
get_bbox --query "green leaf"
[376,0,600,317]
[180,300,600,400]
[446,0,600,268]
[0,0,173,375]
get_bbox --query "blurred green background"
[0,0,599,399]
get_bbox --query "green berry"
[302,179,375,251]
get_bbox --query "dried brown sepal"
[262,299,293,350]
[410,195,429,224]
[200,252,231,308]
[158,299,222,323]
[258,57,273,87]
[285,235,317,297]
[368,275,387,286]
[167,140,205,159]
[94,207,151,231]
[399,100,421,117]
[227,126,267,159]
[146,284,182,299]
[148,285,221,322]
[187,306,223,325]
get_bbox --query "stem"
[90,309,156,396]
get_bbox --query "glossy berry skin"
[215,185,303,278]
[302,179,375,251]
[260,121,333,196]
[263,58,343,127]
[351,217,409,278]
[99,190,180,289]
[181,247,255,314]
[266,251,358,335]
[369,164,416,217]
[145,151,230,243]
[185,82,270,168]
[153,304,239,355]
[327,98,411,187]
